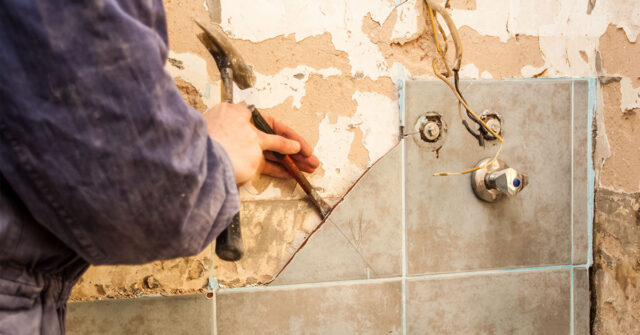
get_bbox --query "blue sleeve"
[0,0,239,264]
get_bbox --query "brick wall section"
[591,189,640,334]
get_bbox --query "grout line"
[586,78,596,267]
[571,80,575,266]
[218,277,403,293]
[570,80,575,335]
[571,267,575,335]
[409,265,578,279]
[218,265,585,293]
[401,135,407,335]
[213,292,218,335]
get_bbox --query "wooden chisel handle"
[248,105,332,217]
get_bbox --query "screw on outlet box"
[411,112,447,152]
[479,110,502,140]
[416,112,444,143]
[422,121,440,141]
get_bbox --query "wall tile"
[66,295,214,335]
[574,268,590,335]
[405,80,576,275]
[572,79,591,265]
[217,280,402,335]
[406,269,571,334]
[272,144,402,285]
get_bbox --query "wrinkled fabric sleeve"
[0,0,239,264]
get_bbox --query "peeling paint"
[619,77,640,113]
[599,82,640,193]
[458,63,479,79]
[390,0,420,41]
[165,51,221,109]
[450,0,640,80]
[310,114,361,197]
[520,64,546,78]
[352,91,400,162]
[219,0,398,80]
[235,66,341,109]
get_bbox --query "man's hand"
[205,103,319,185]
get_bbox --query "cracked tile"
[271,144,402,285]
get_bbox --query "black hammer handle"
[215,67,244,262]
[215,212,243,261]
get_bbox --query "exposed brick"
[591,189,640,334]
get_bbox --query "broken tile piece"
[271,144,402,285]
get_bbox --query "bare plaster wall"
[70,1,640,331]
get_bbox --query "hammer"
[195,20,332,262]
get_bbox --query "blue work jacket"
[0,1,239,333]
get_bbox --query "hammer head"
[195,20,256,90]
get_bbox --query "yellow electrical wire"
[427,4,450,76]
[424,1,505,177]
[428,5,443,55]
[424,0,462,71]
[431,60,504,176]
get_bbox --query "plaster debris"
[521,64,547,78]
[352,91,400,162]
[219,0,398,79]
[390,0,420,41]
[593,81,611,190]
[480,70,493,79]
[457,26,545,79]
[215,200,323,288]
[174,78,208,114]
[450,0,511,42]
[452,0,639,42]
[239,182,284,201]
[458,63,480,79]
[599,82,640,193]
[449,0,640,79]
[310,114,362,197]
[165,51,221,109]
[167,58,184,70]
[619,77,640,113]
[70,245,214,301]
[235,66,341,109]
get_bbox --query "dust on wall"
[71,4,640,330]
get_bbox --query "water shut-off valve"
[470,158,528,202]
